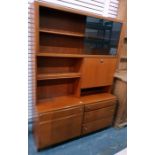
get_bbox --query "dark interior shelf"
[40,28,84,37]
[39,28,117,41]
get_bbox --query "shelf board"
[37,52,84,58]
[36,93,116,113]
[36,52,117,58]
[37,96,83,113]
[40,28,84,37]
[37,72,81,80]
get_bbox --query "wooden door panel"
[96,58,117,86]
[81,58,117,88]
[50,114,82,144]
[38,122,52,149]
[81,58,98,88]
[37,114,83,149]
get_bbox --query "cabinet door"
[81,58,117,88]
[37,114,83,149]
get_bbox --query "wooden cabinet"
[33,1,122,150]
[81,58,117,88]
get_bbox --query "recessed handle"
[100,59,104,63]
[84,127,87,131]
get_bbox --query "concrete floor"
[28,127,127,155]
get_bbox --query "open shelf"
[39,46,84,55]
[37,78,80,100]
[37,72,81,80]
[40,28,84,37]
[81,86,111,96]
[39,33,84,54]
[37,57,82,75]
[39,6,86,39]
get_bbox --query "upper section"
[35,1,123,23]
[35,1,122,56]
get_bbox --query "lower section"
[34,93,117,150]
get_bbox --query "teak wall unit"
[33,1,123,150]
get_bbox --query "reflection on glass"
[84,17,122,55]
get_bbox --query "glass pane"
[84,17,122,55]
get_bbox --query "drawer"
[84,105,115,123]
[85,100,116,112]
[39,106,83,122]
[82,116,113,135]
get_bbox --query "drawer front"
[84,105,115,123]
[85,100,116,112]
[82,116,113,135]
[38,114,83,149]
[39,106,83,122]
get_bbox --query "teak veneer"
[37,72,81,80]
[36,93,116,113]
[37,52,118,58]
[33,1,123,150]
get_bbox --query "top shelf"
[36,1,123,23]
[40,28,84,37]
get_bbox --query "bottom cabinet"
[36,114,83,149]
